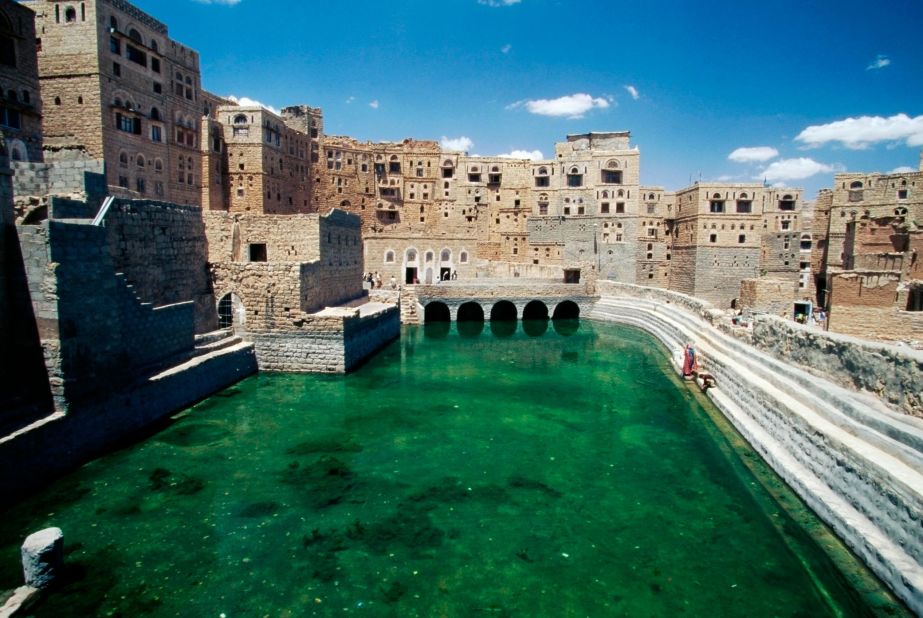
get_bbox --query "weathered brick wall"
[825,303,923,342]
[11,158,107,217]
[203,211,321,264]
[364,235,478,284]
[101,198,217,332]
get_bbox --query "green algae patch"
[0,322,910,617]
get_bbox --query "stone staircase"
[194,328,243,354]
[590,295,923,613]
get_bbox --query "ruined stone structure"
[812,164,923,341]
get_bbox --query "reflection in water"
[456,320,484,338]
[522,319,549,337]
[553,318,580,337]
[490,320,517,338]
[423,321,450,339]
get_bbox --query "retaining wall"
[591,287,923,613]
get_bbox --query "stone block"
[20,528,63,589]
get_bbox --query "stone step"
[195,334,242,354]
[194,328,234,347]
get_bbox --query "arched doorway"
[490,300,517,322]
[217,293,245,330]
[424,301,450,323]
[522,300,549,321]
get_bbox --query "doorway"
[405,267,418,284]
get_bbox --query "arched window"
[425,251,434,262]
[150,107,161,121]
[65,6,77,23]
[713,192,722,199]
[850,181,863,189]
[406,249,417,262]
[128,28,142,43]
[0,13,15,68]
[441,249,451,262]
[136,154,145,168]
[648,193,656,200]
[154,158,163,173]
[459,251,468,263]
[606,159,620,169]
[118,151,128,167]
[233,113,248,124]
[384,250,395,263]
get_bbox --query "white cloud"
[478,0,521,6]
[345,96,355,104]
[440,136,474,152]
[728,146,779,163]
[796,114,923,149]
[866,54,890,71]
[501,43,512,54]
[369,100,379,109]
[890,166,916,174]
[225,95,277,114]
[496,149,544,160]
[757,157,843,182]
[624,85,639,101]
[507,93,610,119]
[193,0,242,4]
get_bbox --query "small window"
[65,7,77,23]
[616,202,625,214]
[601,169,622,184]
[249,243,267,262]
[736,200,752,213]
[600,202,610,214]
[709,234,717,243]
[459,251,468,263]
[710,200,725,213]
[898,190,908,200]
[738,234,746,243]
[385,251,395,263]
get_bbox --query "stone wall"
[590,293,923,613]
[247,306,399,373]
[18,219,196,407]
[0,0,42,163]
[101,198,217,332]
[12,158,106,204]
[0,164,55,432]
[739,277,797,316]
[597,280,923,417]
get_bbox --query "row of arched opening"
[424,300,579,323]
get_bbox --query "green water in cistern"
[0,321,908,616]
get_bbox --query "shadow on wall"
[0,223,55,434]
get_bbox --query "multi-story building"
[811,158,923,340]
[0,0,41,163]
[25,0,204,204]
[668,183,804,308]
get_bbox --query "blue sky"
[132,0,923,199]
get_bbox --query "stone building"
[24,0,204,204]
[204,208,399,372]
[212,103,312,214]
[0,0,42,163]
[667,183,804,308]
[811,159,923,341]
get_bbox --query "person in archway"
[451,270,457,280]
